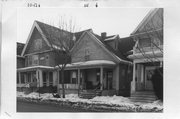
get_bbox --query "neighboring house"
[17,42,25,85]
[17,20,135,97]
[128,8,163,95]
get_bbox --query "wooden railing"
[58,84,79,89]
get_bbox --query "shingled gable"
[21,20,92,56]
[21,21,51,56]
[70,31,132,64]
[131,8,163,35]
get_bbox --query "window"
[71,71,77,84]
[103,71,113,90]
[28,55,39,66]
[139,38,161,48]
[152,38,161,47]
[96,69,100,82]
[59,71,78,84]
[21,73,25,84]
[28,55,32,66]
[32,72,36,82]
[27,73,31,83]
[64,71,70,83]
[35,39,42,50]
[85,49,90,61]
[107,71,113,89]
[59,71,70,84]
[32,55,39,65]
[45,55,49,65]
[139,38,151,47]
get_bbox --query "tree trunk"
[61,70,65,98]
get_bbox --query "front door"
[145,67,155,90]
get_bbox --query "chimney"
[101,32,107,41]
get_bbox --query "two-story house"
[128,8,163,100]
[17,20,90,92]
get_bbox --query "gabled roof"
[71,31,132,64]
[131,8,163,35]
[35,20,73,47]
[36,20,92,46]
[17,42,25,56]
[92,33,134,61]
[21,20,91,56]
[74,29,93,42]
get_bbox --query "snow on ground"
[17,92,163,111]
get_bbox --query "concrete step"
[130,91,157,103]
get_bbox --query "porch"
[17,66,57,93]
[57,60,117,97]
[131,61,162,93]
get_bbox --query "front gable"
[71,32,118,63]
[131,8,163,35]
[23,24,51,55]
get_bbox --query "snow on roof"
[104,35,118,41]
[17,65,54,71]
[66,60,116,68]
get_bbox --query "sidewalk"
[17,92,163,112]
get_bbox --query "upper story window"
[85,48,90,61]
[28,55,39,66]
[35,39,42,50]
[152,38,161,47]
[138,38,162,48]
[139,38,151,48]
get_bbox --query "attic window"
[35,39,42,50]
[85,49,90,61]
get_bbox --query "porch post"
[78,69,80,86]
[39,70,43,87]
[131,62,136,93]
[57,70,59,94]
[78,69,80,96]
[36,70,39,87]
[100,67,103,90]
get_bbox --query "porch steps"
[79,90,102,99]
[130,91,157,103]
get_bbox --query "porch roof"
[62,60,116,69]
[17,65,54,72]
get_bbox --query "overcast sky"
[17,8,151,43]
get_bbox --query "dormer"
[101,32,119,51]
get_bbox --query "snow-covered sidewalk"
[17,92,163,112]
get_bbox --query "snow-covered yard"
[17,92,163,112]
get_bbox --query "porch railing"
[58,84,79,89]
